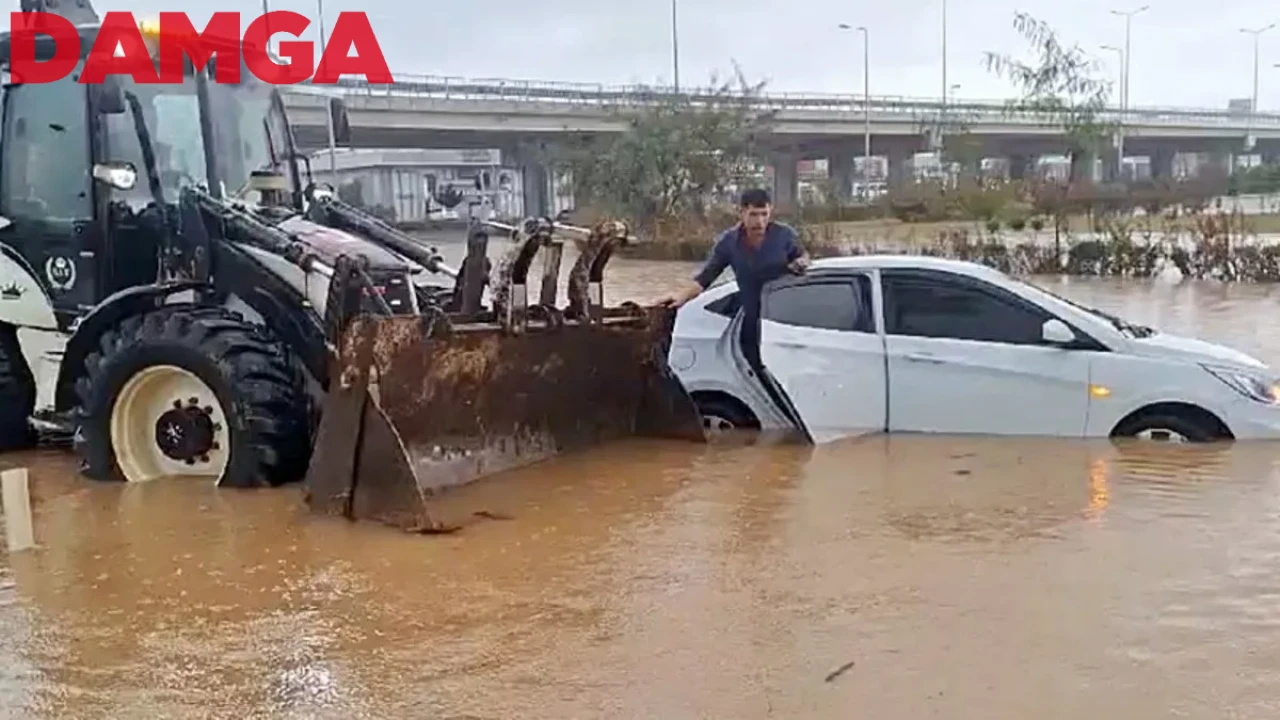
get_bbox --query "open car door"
[729,271,887,444]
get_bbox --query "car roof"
[696,255,1010,298]
[809,255,1007,278]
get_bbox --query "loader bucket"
[306,219,706,532]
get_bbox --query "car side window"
[882,272,1048,345]
[763,276,874,332]
[0,74,92,222]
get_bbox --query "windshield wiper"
[1087,306,1154,337]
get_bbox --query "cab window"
[0,72,92,221]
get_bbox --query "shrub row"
[626,208,1280,282]
[792,176,1238,227]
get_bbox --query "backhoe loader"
[0,0,705,531]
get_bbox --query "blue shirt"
[693,222,803,324]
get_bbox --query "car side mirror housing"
[1041,318,1076,345]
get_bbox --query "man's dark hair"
[739,188,771,208]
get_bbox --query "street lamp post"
[941,0,947,108]
[1242,23,1275,148]
[939,0,947,153]
[1101,44,1124,180]
[317,0,338,185]
[839,23,871,182]
[1110,6,1147,181]
[671,0,680,92]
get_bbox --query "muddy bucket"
[305,304,706,531]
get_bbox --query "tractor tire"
[0,326,36,451]
[73,306,311,487]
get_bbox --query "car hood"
[1127,332,1267,370]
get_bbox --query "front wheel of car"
[694,395,758,434]
[1112,413,1220,443]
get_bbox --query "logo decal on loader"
[45,255,76,291]
[0,281,22,299]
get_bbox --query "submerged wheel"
[0,326,36,451]
[74,307,311,487]
[1112,412,1219,443]
[694,395,759,434]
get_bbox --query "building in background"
[308,148,523,225]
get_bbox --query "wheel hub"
[154,398,220,463]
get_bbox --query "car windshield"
[1008,276,1155,338]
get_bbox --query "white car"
[669,255,1280,443]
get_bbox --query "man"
[662,188,810,372]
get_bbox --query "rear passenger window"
[763,277,874,332]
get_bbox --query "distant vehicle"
[670,256,1280,443]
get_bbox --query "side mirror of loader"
[328,98,351,145]
[92,162,138,191]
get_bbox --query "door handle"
[773,341,806,350]
[902,352,945,364]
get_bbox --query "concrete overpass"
[280,74,1280,211]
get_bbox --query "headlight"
[1203,365,1280,404]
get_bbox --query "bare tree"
[984,12,1116,181]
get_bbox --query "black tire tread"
[73,305,310,487]
[695,394,759,429]
[1112,412,1218,443]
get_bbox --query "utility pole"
[318,0,338,185]
[1110,5,1147,181]
[860,26,869,176]
[1101,44,1124,180]
[940,0,947,112]
[671,0,680,92]
[1242,23,1275,151]
[261,0,272,54]
[838,23,871,183]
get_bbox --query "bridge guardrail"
[315,74,1280,129]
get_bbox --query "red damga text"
[9,10,394,84]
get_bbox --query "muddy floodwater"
[8,251,1280,718]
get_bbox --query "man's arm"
[663,236,729,307]
[782,225,810,273]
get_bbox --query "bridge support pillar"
[1069,151,1097,183]
[1150,148,1176,180]
[520,163,550,217]
[1006,153,1039,181]
[886,149,913,188]
[828,152,855,202]
[1208,150,1234,176]
[770,154,798,211]
[1101,151,1120,183]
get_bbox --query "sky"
[5,0,1280,110]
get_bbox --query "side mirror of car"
[1041,318,1076,345]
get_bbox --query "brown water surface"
[5,262,1280,718]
